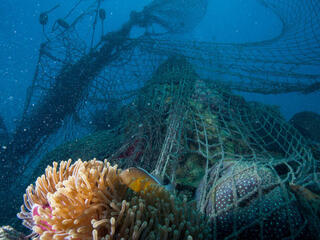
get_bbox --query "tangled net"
[19,55,319,239]
[0,0,319,238]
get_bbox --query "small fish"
[119,167,172,192]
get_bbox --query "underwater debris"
[289,184,320,238]
[196,161,316,239]
[290,184,320,216]
[10,55,317,239]
[39,13,48,26]
[0,0,208,193]
[53,19,70,30]
[1,0,320,237]
[39,5,60,26]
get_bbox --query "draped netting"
[0,0,320,238]
[22,0,320,117]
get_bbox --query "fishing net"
[1,0,320,238]
[96,56,320,239]
[29,55,320,239]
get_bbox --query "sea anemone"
[18,159,211,239]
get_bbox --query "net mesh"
[22,0,320,120]
[1,0,320,238]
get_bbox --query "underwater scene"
[0,0,320,239]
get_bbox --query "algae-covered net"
[97,56,320,239]
[1,0,320,238]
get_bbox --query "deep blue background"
[0,0,319,132]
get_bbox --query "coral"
[18,159,211,240]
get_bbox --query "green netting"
[24,0,320,114]
[23,55,320,238]
[1,0,320,238]
[113,57,319,239]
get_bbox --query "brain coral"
[17,159,211,240]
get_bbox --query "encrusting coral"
[17,159,211,240]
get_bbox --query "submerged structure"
[0,0,319,239]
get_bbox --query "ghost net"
[0,0,320,238]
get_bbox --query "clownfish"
[119,167,173,192]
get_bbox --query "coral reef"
[18,159,211,239]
